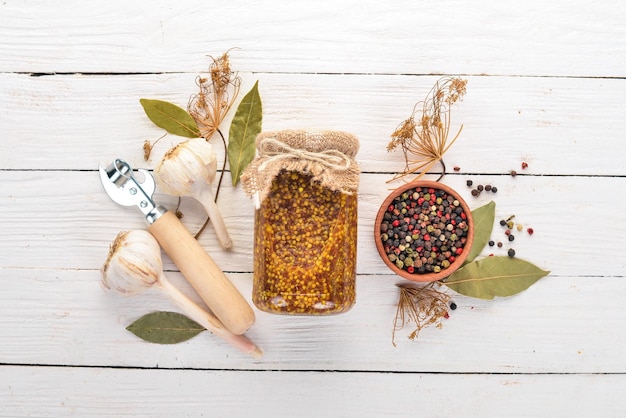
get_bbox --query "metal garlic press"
[98,158,255,335]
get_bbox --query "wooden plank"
[1,365,625,417]
[0,170,622,278]
[1,72,624,175]
[0,0,624,77]
[1,268,624,373]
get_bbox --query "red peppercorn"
[424,234,431,241]
[461,212,467,220]
[455,248,463,255]
[527,227,534,235]
[505,229,511,236]
[449,256,456,263]
[428,188,435,194]
[392,220,400,227]
[522,161,528,169]
[388,205,395,212]
[407,266,415,274]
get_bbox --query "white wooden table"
[2,1,625,416]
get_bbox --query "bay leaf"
[139,99,201,138]
[228,81,262,186]
[126,311,205,344]
[465,200,496,264]
[443,256,550,299]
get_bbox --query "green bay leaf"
[228,81,262,186]
[465,201,496,264]
[140,99,201,138]
[126,311,205,344]
[443,256,550,299]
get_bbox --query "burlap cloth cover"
[241,130,360,207]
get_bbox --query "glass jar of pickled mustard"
[241,130,360,315]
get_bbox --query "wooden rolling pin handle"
[148,211,255,335]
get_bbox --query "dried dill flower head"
[388,77,467,182]
[188,51,242,140]
[392,282,451,346]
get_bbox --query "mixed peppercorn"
[379,186,469,275]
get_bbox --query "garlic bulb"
[101,230,160,295]
[154,138,232,250]
[101,230,262,358]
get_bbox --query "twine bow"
[258,137,353,172]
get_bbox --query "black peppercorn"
[508,234,515,242]
[450,302,457,310]
[488,240,495,247]
[477,185,484,192]
[491,187,498,193]
[499,220,506,226]
[508,248,516,257]
[484,185,492,191]
[466,180,473,187]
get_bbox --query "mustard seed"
[254,171,357,315]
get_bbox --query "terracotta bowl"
[374,180,474,282]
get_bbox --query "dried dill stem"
[143,133,168,161]
[387,77,467,183]
[187,51,242,238]
[392,282,451,346]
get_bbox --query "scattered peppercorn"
[497,242,503,248]
[454,166,461,172]
[508,234,515,242]
[499,220,506,226]
[510,170,517,177]
[450,302,457,310]
[521,161,528,169]
[484,185,492,191]
[527,227,534,235]
[491,187,498,193]
[488,240,495,247]
[477,185,484,192]
[516,224,523,232]
[471,189,479,196]
[466,180,473,187]
[508,248,516,257]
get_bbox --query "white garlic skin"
[101,230,162,295]
[154,138,217,197]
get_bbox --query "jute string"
[241,130,360,207]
